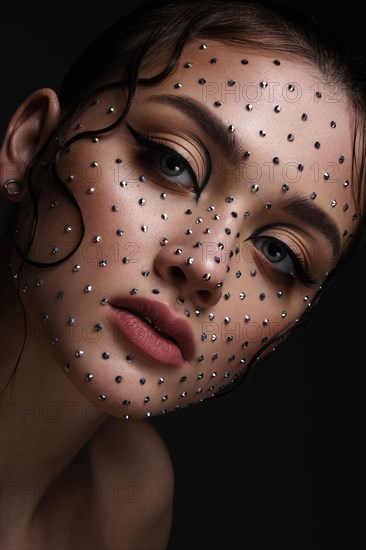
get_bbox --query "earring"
[3,179,25,195]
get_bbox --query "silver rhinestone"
[246,104,253,111]
[228,124,235,132]
[73,265,81,272]
[203,273,211,281]
[75,350,84,357]
[93,235,101,243]
[274,105,281,113]
[87,187,95,194]
[186,257,194,265]
[331,200,337,207]
[162,213,168,220]
[86,373,94,381]
[251,184,259,192]
[141,225,148,232]
[85,285,92,293]
[99,259,107,267]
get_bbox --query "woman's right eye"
[126,123,199,193]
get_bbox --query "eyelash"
[250,234,317,288]
[126,123,200,194]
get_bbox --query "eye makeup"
[126,123,211,197]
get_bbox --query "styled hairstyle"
[2,0,365,395]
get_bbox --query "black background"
[1,1,365,548]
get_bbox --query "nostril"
[197,290,212,303]
[169,266,186,283]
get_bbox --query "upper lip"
[108,296,196,361]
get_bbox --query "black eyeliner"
[126,123,210,197]
[248,227,317,288]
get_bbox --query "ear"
[0,88,61,202]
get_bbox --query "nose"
[154,240,230,309]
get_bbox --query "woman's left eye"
[252,236,316,287]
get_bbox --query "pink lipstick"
[108,297,195,366]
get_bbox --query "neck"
[0,254,107,530]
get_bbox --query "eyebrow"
[149,94,341,260]
[150,94,245,165]
[278,193,341,261]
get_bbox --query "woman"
[0,0,365,548]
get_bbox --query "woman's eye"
[254,237,295,274]
[253,236,316,287]
[126,123,198,192]
[152,150,196,189]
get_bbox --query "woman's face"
[14,40,357,419]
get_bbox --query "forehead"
[135,41,358,245]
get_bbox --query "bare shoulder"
[87,416,175,549]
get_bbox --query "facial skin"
[9,40,357,419]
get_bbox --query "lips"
[108,296,196,366]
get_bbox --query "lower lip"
[109,307,185,367]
